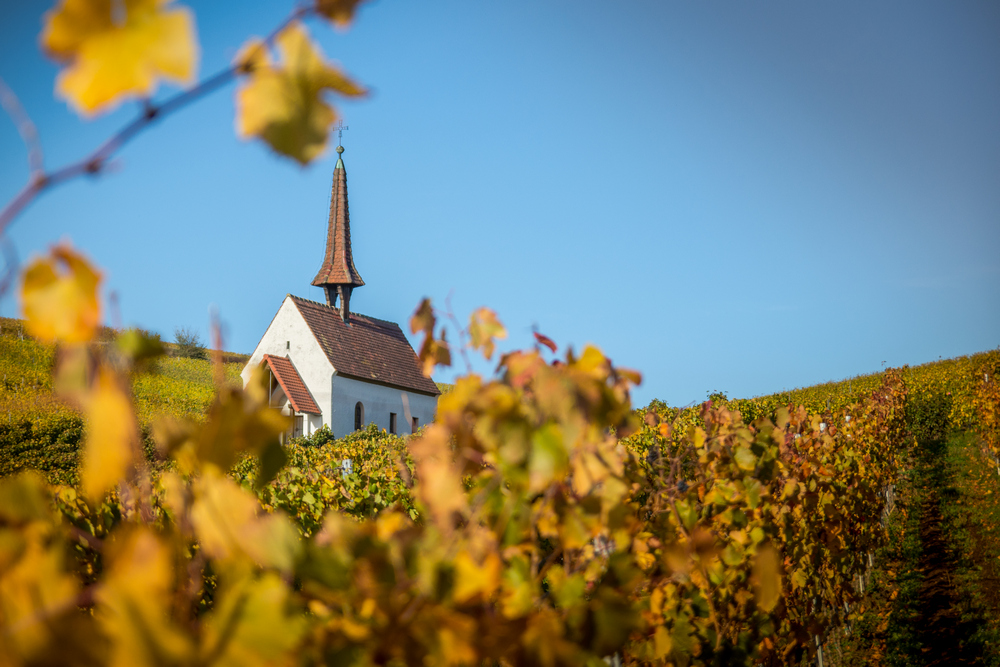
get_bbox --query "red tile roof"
[290,295,440,396]
[311,156,365,288]
[261,354,321,414]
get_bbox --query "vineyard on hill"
[1,301,999,666]
[0,317,246,484]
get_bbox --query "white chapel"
[241,145,440,439]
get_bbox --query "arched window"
[354,402,364,430]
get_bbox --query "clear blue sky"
[1,1,998,407]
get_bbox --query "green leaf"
[733,445,756,471]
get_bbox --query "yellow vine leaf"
[314,0,368,29]
[190,470,301,574]
[235,22,366,165]
[96,528,193,666]
[200,570,306,667]
[0,476,82,663]
[21,243,101,343]
[81,367,139,504]
[468,307,507,360]
[752,543,782,612]
[42,0,197,115]
[452,550,501,603]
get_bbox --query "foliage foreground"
[4,1,1000,664]
[16,247,1000,667]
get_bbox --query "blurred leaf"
[255,441,288,490]
[200,569,306,666]
[157,372,289,476]
[96,527,193,666]
[410,298,435,336]
[409,425,467,532]
[236,22,365,164]
[533,331,557,353]
[22,243,101,343]
[191,470,301,573]
[752,543,782,612]
[418,335,451,378]
[733,445,756,472]
[0,473,53,525]
[528,423,568,494]
[80,367,139,504]
[117,329,165,365]
[314,0,368,28]
[0,518,85,663]
[42,0,197,115]
[500,556,534,618]
[452,550,501,604]
[468,307,507,360]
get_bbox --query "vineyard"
[1,279,999,666]
[0,0,995,663]
[0,316,245,484]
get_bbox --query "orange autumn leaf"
[533,331,557,353]
[410,299,450,376]
[42,0,198,115]
[409,425,467,532]
[468,307,507,360]
[21,243,101,343]
[410,298,435,336]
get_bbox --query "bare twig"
[0,236,19,297]
[0,76,44,176]
[209,304,225,388]
[443,290,473,374]
[0,6,309,238]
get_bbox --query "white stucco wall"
[329,374,437,438]
[243,295,438,437]
[241,296,333,425]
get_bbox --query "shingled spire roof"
[312,146,364,320]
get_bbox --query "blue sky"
[1,1,998,407]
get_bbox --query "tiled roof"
[290,295,440,396]
[261,354,321,414]
[311,156,365,288]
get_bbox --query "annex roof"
[261,354,321,415]
[290,295,440,396]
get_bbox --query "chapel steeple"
[312,145,364,322]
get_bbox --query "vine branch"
[0,5,309,240]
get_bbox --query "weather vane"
[335,120,348,146]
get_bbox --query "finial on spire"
[335,120,348,150]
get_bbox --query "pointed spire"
[312,145,364,321]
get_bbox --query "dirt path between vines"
[912,480,981,666]
[908,436,991,666]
